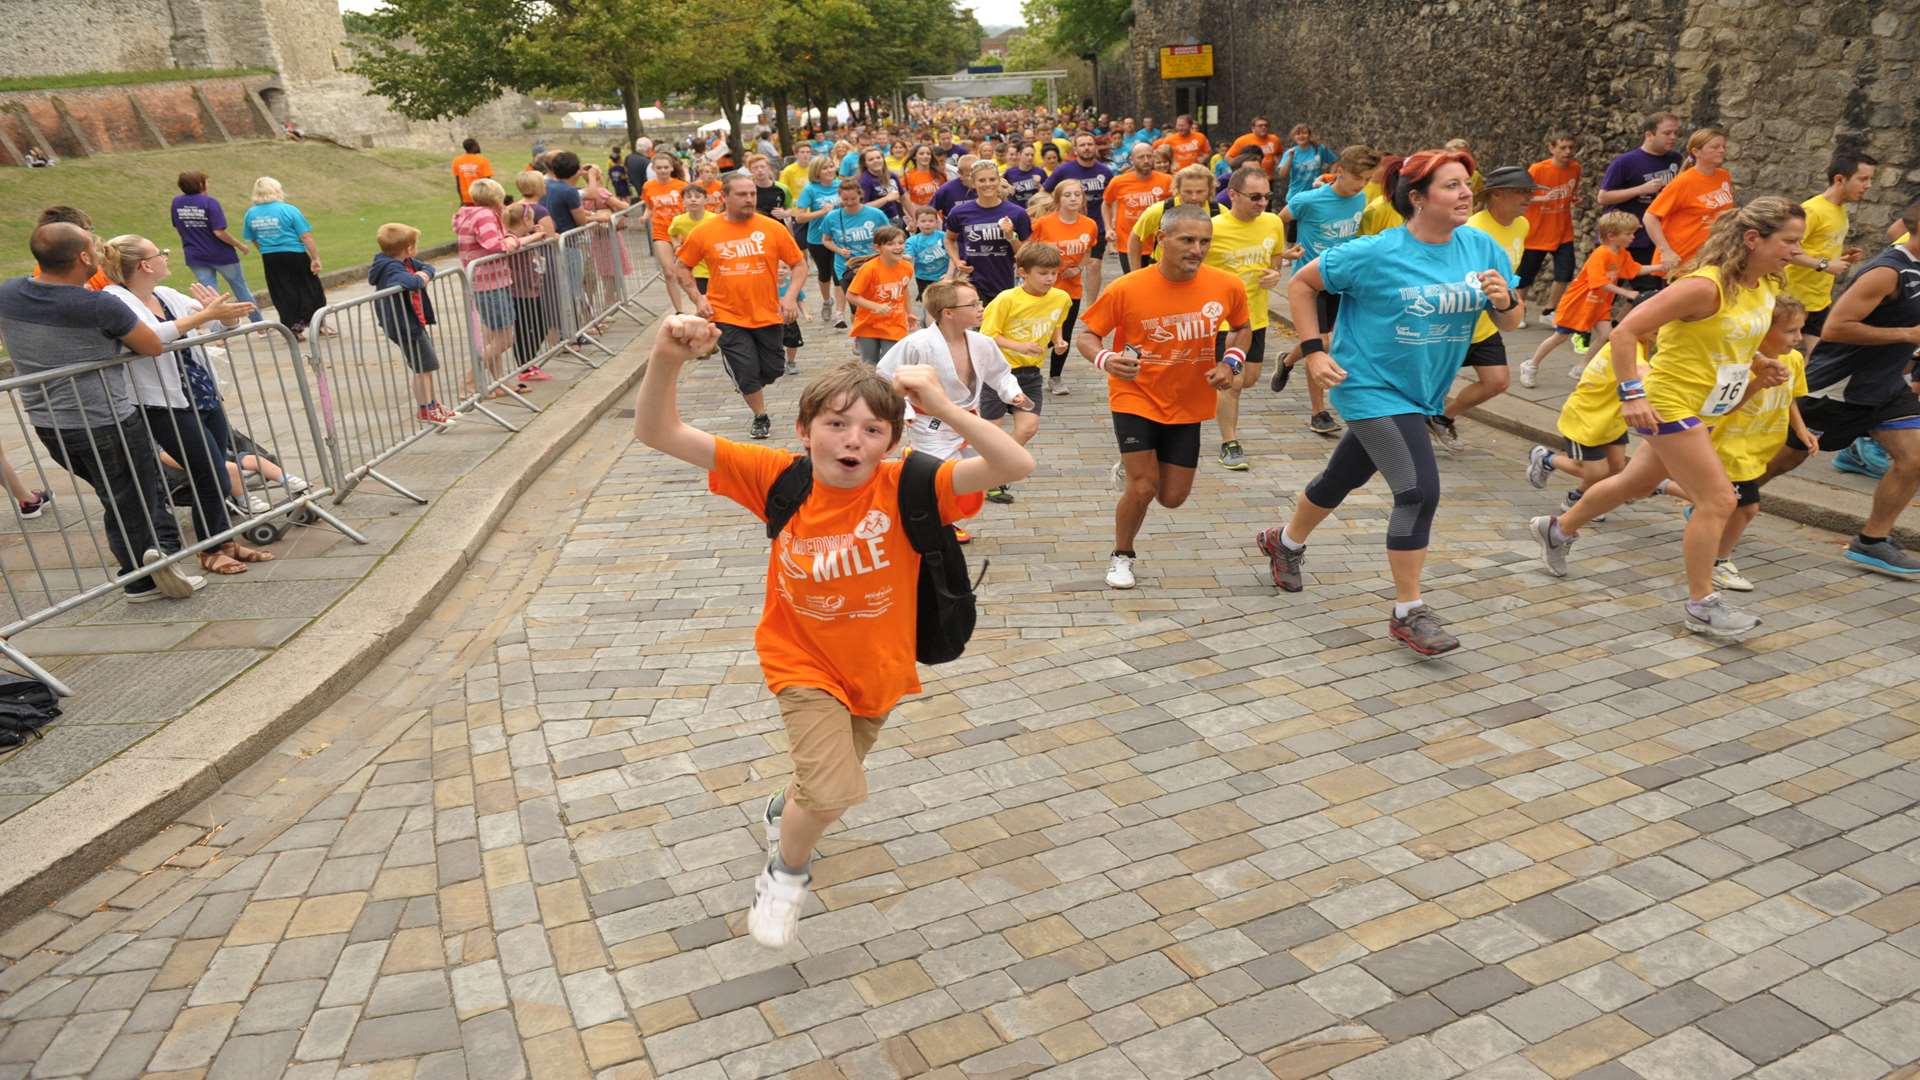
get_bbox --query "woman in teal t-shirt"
[242,176,329,337]
[792,156,844,324]
[1255,148,1523,658]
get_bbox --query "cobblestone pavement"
[1,302,1919,1080]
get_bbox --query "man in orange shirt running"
[1103,153,1172,274]
[1076,205,1250,589]
[1155,114,1213,172]
[1518,133,1582,320]
[1227,117,1283,176]
[452,138,493,206]
[674,174,808,439]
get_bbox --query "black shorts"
[1518,243,1576,287]
[808,244,835,284]
[1464,332,1507,367]
[916,277,935,298]
[1803,306,1831,337]
[1314,293,1341,335]
[694,278,709,295]
[1112,411,1201,468]
[783,320,803,349]
[1793,392,1920,452]
[1089,238,1108,259]
[981,366,1043,419]
[1734,478,1762,507]
[1565,433,1628,461]
[1215,327,1268,365]
[1284,218,1300,244]
[718,323,786,396]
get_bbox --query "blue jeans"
[188,261,265,322]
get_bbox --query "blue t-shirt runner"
[944,199,1032,302]
[1278,143,1336,202]
[904,232,951,282]
[1287,184,1366,263]
[819,205,888,279]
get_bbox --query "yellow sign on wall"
[1159,44,1213,80]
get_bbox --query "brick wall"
[0,77,276,159]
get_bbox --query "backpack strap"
[763,455,813,540]
[896,451,946,556]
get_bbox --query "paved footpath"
[2,305,1920,1080]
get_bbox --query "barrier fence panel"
[557,223,621,365]
[0,322,365,696]
[610,204,663,324]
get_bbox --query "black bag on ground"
[764,452,984,665]
[0,672,60,748]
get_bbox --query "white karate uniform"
[876,327,1022,461]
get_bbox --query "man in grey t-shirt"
[0,223,199,599]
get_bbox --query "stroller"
[160,425,317,547]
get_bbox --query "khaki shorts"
[780,687,889,812]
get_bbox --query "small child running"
[1519,212,1659,387]
[1698,298,1812,590]
[368,223,454,426]
[977,242,1070,503]
[632,313,1033,949]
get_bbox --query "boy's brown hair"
[1596,210,1641,238]
[1016,241,1062,271]
[873,225,905,247]
[1337,144,1381,178]
[377,223,421,256]
[796,363,907,447]
[923,280,976,324]
[1769,293,1807,325]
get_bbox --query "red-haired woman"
[1253,149,1524,656]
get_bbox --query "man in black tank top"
[1773,207,1920,577]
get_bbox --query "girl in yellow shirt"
[1528,196,1806,638]
[1700,298,1813,591]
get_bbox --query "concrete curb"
[1264,298,1916,547]
[0,322,658,930]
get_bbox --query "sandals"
[198,542,275,576]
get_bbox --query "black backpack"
[764,452,984,664]
[0,672,59,750]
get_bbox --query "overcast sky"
[338,0,1025,32]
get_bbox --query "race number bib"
[1701,363,1751,417]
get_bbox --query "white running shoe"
[1517,360,1538,389]
[748,861,810,948]
[1109,460,1126,489]
[1105,553,1136,589]
[1712,560,1755,592]
[1526,445,1554,489]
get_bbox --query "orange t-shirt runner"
[1156,132,1212,171]
[709,440,982,715]
[1080,264,1250,424]
[1103,171,1172,249]
[1523,159,1581,250]
[1647,166,1734,267]
[1553,247,1643,332]
[903,170,942,209]
[642,178,688,241]
[847,258,914,340]
[1226,132,1282,174]
[1029,214,1099,300]
[452,153,492,205]
[676,213,803,328]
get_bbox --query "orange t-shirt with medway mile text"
[904,170,942,208]
[1080,263,1250,425]
[1156,132,1212,171]
[1648,166,1735,267]
[1104,171,1172,247]
[1524,159,1582,250]
[677,214,803,328]
[642,178,688,240]
[1029,213,1100,300]
[847,257,914,340]
[709,439,983,715]
[1227,132,1283,174]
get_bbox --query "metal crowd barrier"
[609,204,665,323]
[1,322,365,696]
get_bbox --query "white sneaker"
[747,861,809,948]
[1712,560,1755,592]
[1051,377,1069,396]
[1521,361,1540,389]
[143,548,201,598]
[1105,553,1136,589]
[282,475,309,495]
[1109,461,1126,489]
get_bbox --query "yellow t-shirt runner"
[1559,343,1650,449]
[1204,211,1287,333]
[1466,209,1529,343]
[1359,195,1404,237]
[1711,348,1807,481]
[668,213,710,279]
[1645,267,1776,425]
[1781,195,1848,312]
[981,286,1072,368]
[778,160,810,204]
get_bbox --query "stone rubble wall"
[1108,0,1920,237]
[0,77,277,158]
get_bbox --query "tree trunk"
[619,76,644,140]
[771,89,793,156]
[719,78,745,161]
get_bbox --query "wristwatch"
[1817,257,1832,273]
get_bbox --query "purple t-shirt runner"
[1599,148,1684,253]
[1002,166,1046,208]
[858,169,905,224]
[1044,160,1112,244]
[945,198,1032,301]
[171,194,237,267]
[931,177,973,216]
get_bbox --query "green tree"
[1023,0,1130,56]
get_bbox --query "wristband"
[1095,350,1113,371]
[1221,347,1246,374]
[1298,337,1325,356]
[1493,294,1520,312]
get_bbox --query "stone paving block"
[1618,1027,1753,1080]
[1770,969,1879,1028]
[1328,1035,1462,1080]
[1361,992,1456,1039]
[1751,1034,1892,1080]
[1618,980,1726,1038]
[1117,1016,1238,1078]
[1488,984,1599,1043]
[1431,1014,1525,1071]
[1208,986,1335,1053]
[1694,993,1830,1066]
[1357,936,1479,994]
[205,1029,300,1080]
[342,1006,463,1063]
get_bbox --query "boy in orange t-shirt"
[1075,204,1251,590]
[1103,162,1173,272]
[846,226,915,364]
[631,314,1032,950]
[1519,211,1663,385]
[1518,133,1582,317]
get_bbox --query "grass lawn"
[1,140,475,292]
[0,67,272,92]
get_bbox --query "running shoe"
[1254,527,1305,592]
[1052,378,1069,396]
[430,405,459,424]
[1564,488,1605,523]
[786,358,798,374]
[16,490,51,520]
[1528,515,1573,577]
[1389,606,1460,656]
[747,860,810,948]
[1109,461,1127,489]
[1270,360,1294,393]
[283,474,310,494]
[1682,593,1760,638]
[141,548,204,600]
[750,414,772,440]
[1712,560,1754,592]
[522,366,555,381]
[417,404,453,426]
[985,485,1014,504]
[1526,445,1555,489]
[1428,415,1463,453]
[833,317,848,329]
[1845,536,1920,578]
[1570,331,1591,354]
[1835,436,1891,479]
[1105,553,1136,589]
[1517,360,1538,389]
[1308,411,1342,436]
[1219,441,1248,471]
[762,789,784,861]
[952,525,971,544]
[1516,318,1529,330]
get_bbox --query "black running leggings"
[1302,413,1442,551]
[1048,298,1082,378]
